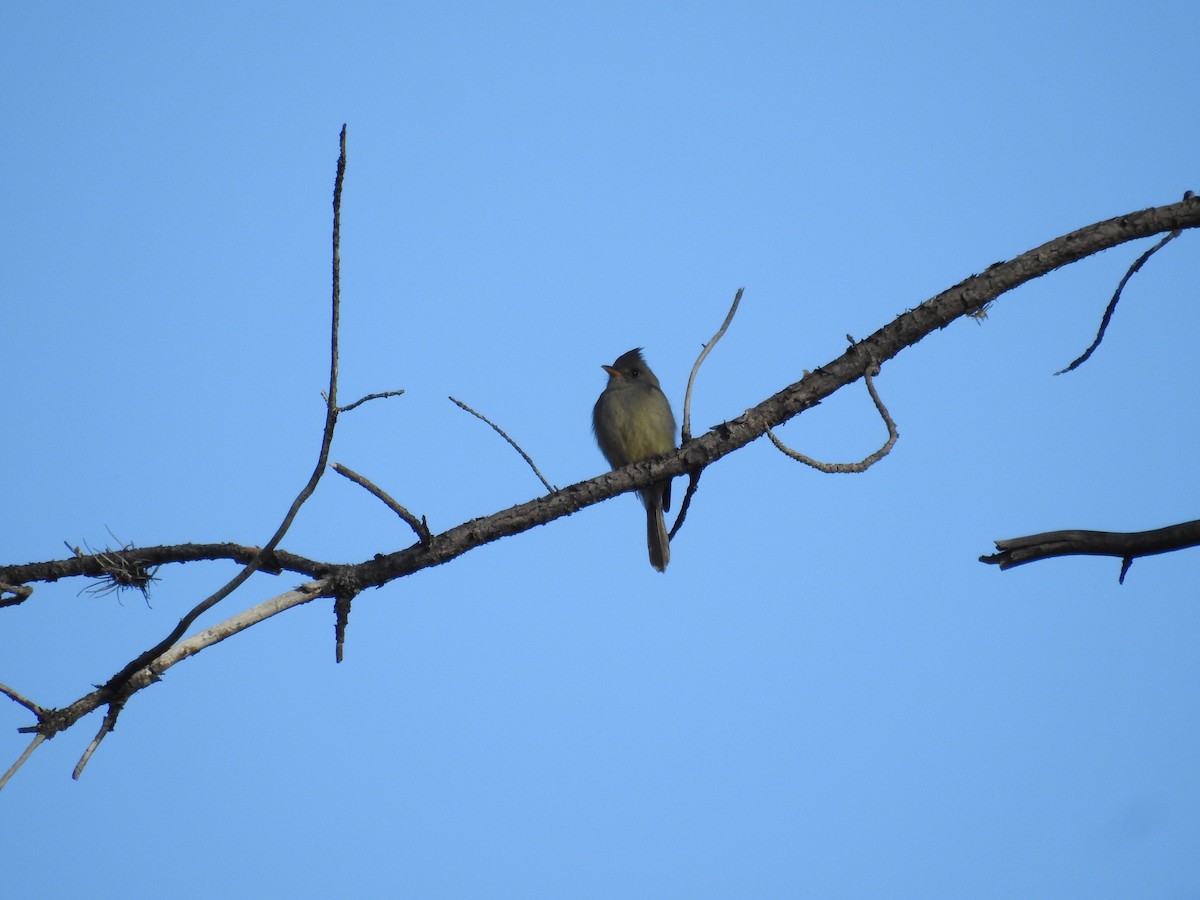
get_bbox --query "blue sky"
[3,3,1199,897]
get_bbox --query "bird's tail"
[645,492,670,573]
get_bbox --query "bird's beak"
[601,365,620,377]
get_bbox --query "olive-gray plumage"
[593,348,677,572]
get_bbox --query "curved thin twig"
[682,287,743,443]
[666,469,701,541]
[766,359,897,472]
[669,288,744,539]
[1056,190,1193,375]
[449,396,555,493]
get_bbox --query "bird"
[592,348,678,572]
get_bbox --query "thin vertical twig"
[682,287,743,442]
[72,125,354,776]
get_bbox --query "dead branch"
[0,124,353,784]
[335,388,406,413]
[0,543,330,595]
[100,123,349,693]
[980,520,1200,583]
[766,354,897,473]
[0,584,33,608]
[0,682,44,717]
[682,287,743,443]
[1056,189,1193,375]
[449,395,556,493]
[670,287,744,540]
[332,462,431,543]
[4,173,1199,786]
[5,580,330,787]
[0,734,46,792]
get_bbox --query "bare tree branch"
[98,123,350,694]
[0,584,33,609]
[333,592,353,665]
[335,389,405,413]
[0,124,354,783]
[0,683,44,717]
[330,195,1200,595]
[682,287,743,443]
[72,700,124,780]
[1055,189,1193,375]
[332,463,431,543]
[669,287,744,540]
[0,543,330,592]
[767,356,897,473]
[2,580,330,787]
[980,520,1200,583]
[449,396,556,493]
[4,177,1199,786]
[0,734,46,792]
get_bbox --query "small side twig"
[0,734,47,792]
[0,682,45,717]
[449,396,555,493]
[333,389,405,413]
[332,463,431,543]
[1056,190,1193,375]
[666,470,701,541]
[333,593,354,664]
[0,583,33,608]
[73,700,125,781]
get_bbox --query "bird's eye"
[630,368,640,378]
